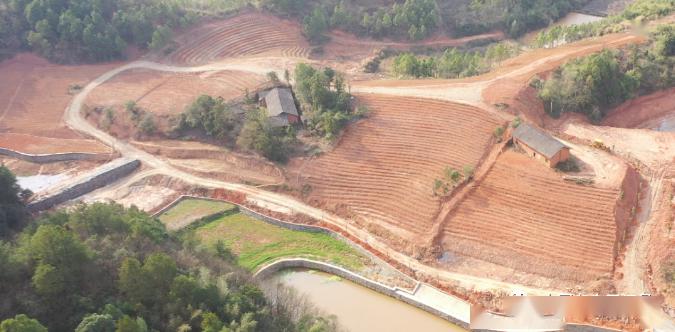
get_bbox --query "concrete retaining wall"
[254,258,470,329]
[28,158,140,212]
[564,323,622,332]
[0,147,112,163]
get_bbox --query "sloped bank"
[28,158,140,212]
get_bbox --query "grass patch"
[159,198,235,230]
[194,212,368,271]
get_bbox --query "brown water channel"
[265,269,466,332]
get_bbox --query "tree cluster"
[236,108,297,163]
[175,95,297,163]
[391,42,518,78]
[450,0,587,37]
[178,95,239,141]
[268,0,439,42]
[433,165,474,196]
[0,0,195,63]
[0,194,335,332]
[0,165,28,236]
[294,63,356,139]
[537,27,674,121]
[533,0,675,48]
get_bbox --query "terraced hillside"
[297,94,501,240]
[441,150,624,283]
[166,12,309,65]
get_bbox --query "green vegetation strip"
[159,198,235,229]
[195,212,367,271]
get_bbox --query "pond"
[265,269,466,332]
[652,115,675,132]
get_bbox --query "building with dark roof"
[259,87,300,127]
[512,123,570,167]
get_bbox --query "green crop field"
[159,198,235,230]
[194,212,369,271]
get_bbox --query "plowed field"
[86,68,265,116]
[296,94,501,239]
[441,150,622,282]
[0,53,116,154]
[166,12,309,65]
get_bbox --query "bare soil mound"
[602,88,675,130]
[165,12,310,66]
[441,150,626,284]
[292,94,500,240]
[0,53,118,153]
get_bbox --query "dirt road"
[618,168,667,295]
[64,58,563,296]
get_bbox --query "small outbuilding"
[512,123,570,168]
[259,87,300,127]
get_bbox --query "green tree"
[115,316,146,332]
[149,25,172,50]
[75,314,115,332]
[303,7,328,44]
[0,166,26,235]
[138,114,156,135]
[0,315,47,332]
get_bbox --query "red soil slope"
[165,12,309,65]
[86,68,265,116]
[0,53,116,154]
[441,150,626,283]
[296,94,501,240]
[602,87,675,129]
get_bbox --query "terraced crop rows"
[167,13,309,65]
[442,150,621,280]
[86,69,265,115]
[300,94,501,239]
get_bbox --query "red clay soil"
[602,87,675,129]
[164,12,310,66]
[441,150,629,284]
[290,94,501,240]
[86,68,266,116]
[0,133,110,155]
[0,53,118,153]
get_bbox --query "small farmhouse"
[259,87,300,127]
[512,123,570,168]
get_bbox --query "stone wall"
[0,147,112,163]
[28,158,140,212]
[254,258,470,329]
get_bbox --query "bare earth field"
[0,53,116,154]
[440,150,628,285]
[165,12,310,66]
[86,68,266,116]
[290,94,501,241]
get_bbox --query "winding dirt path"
[63,29,652,297]
[64,57,561,296]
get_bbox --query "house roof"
[513,123,568,159]
[263,87,298,117]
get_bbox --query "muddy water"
[521,12,604,43]
[653,115,675,132]
[16,173,68,192]
[266,269,465,332]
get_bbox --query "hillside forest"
[536,24,674,121]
